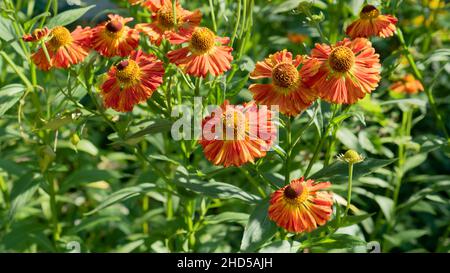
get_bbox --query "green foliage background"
[0,0,449,253]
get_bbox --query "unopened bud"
[70,134,80,146]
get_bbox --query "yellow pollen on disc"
[223,110,247,140]
[157,8,177,29]
[272,63,299,89]
[189,27,216,55]
[329,46,355,73]
[115,60,141,87]
[284,183,309,205]
[49,26,72,48]
[360,5,380,20]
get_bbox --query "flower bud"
[338,149,364,164]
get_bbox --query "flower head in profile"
[31,26,91,71]
[269,177,333,233]
[199,101,276,167]
[337,150,364,164]
[23,27,50,42]
[301,38,381,104]
[100,50,164,112]
[136,0,201,45]
[346,5,398,39]
[390,74,424,94]
[167,27,233,77]
[91,14,140,57]
[250,50,317,116]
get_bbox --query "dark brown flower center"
[329,46,355,73]
[283,182,310,204]
[360,5,380,19]
[106,20,123,33]
[190,27,216,54]
[116,60,129,71]
[284,184,302,199]
[272,63,299,88]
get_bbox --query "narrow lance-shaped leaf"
[240,200,278,252]
[309,158,397,183]
[47,5,95,28]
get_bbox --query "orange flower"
[301,38,381,104]
[390,74,424,94]
[249,50,317,116]
[100,50,164,112]
[167,27,233,77]
[287,33,307,44]
[31,26,91,71]
[199,101,276,167]
[136,0,201,45]
[91,14,140,57]
[346,5,398,39]
[268,177,333,233]
[23,27,50,42]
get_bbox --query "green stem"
[166,191,174,220]
[186,200,196,251]
[39,0,52,28]
[392,109,411,208]
[344,163,354,216]
[241,167,267,198]
[0,51,33,90]
[396,28,449,138]
[46,173,60,244]
[194,77,201,97]
[142,195,149,234]
[208,0,217,32]
[230,0,242,46]
[0,175,10,210]
[304,105,340,177]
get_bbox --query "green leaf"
[174,173,261,203]
[114,239,145,253]
[47,5,95,28]
[85,183,156,215]
[226,74,249,97]
[9,173,42,221]
[336,128,363,152]
[240,200,278,252]
[308,233,366,249]
[24,12,51,31]
[149,154,180,165]
[403,153,427,173]
[68,216,121,234]
[374,195,394,222]
[383,230,428,247]
[396,181,450,213]
[258,240,301,253]
[60,169,120,193]
[0,17,15,41]
[0,84,25,115]
[309,158,396,183]
[0,158,27,177]
[41,116,73,130]
[331,213,375,228]
[204,212,249,225]
[273,0,303,13]
[332,111,366,126]
[119,119,173,145]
